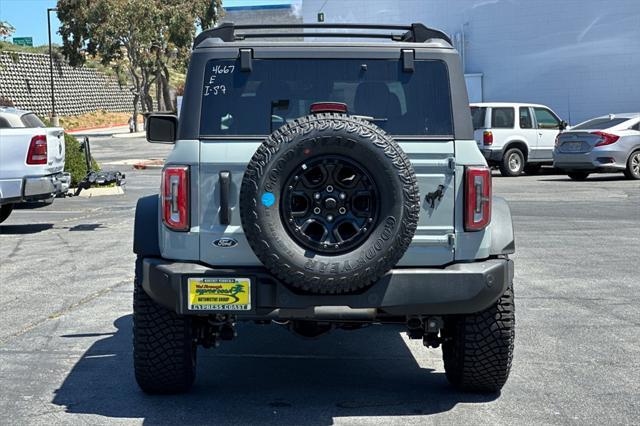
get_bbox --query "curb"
[133,159,165,170]
[66,122,129,133]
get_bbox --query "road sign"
[13,37,33,47]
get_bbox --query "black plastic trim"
[402,49,415,72]
[218,171,231,225]
[239,48,253,71]
[193,22,452,47]
[140,257,513,318]
[133,195,161,257]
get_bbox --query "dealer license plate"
[187,277,251,311]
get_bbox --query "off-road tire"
[442,285,515,393]
[568,171,589,181]
[133,257,196,394]
[499,148,525,177]
[623,150,640,180]
[0,203,13,224]
[240,113,420,294]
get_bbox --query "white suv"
[471,102,567,176]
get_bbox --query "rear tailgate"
[45,127,65,173]
[0,127,64,179]
[198,139,456,267]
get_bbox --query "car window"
[199,59,453,136]
[533,108,560,129]
[470,107,486,130]
[571,117,629,130]
[490,107,514,128]
[630,122,639,131]
[20,113,45,128]
[519,107,532,129]
[0,116,11,128]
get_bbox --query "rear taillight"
[483,130,493,145]
[465,166,491,231]
[162,166,190,231]
[310,102,348,114]
[26,135,47,165]
[593,131,619,147]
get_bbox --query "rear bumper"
[23,172,71,199]
[140,257,514,320]
[481,148,503,163]
[553,149,627,171]
[0,172,70,204]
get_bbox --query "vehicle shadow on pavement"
[52,315,497,424]
[0,223,54,234]
[537,175,630,182]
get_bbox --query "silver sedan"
[553,113,640,180]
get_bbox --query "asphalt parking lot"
[1,134,639,425]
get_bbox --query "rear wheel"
[0,204,13,224]
[568,172,589,181]
[133,257,196,394]
[442,285,515,393]
[499,148,525,177]
[623,150,640,180]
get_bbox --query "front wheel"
[0,204,13,224]
[499,148,525,177]
[442,286,515,393]
[568,172,589,181]
[133,257,196,394]
[623,150,640,180]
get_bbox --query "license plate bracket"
[187,277,252,311]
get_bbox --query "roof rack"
[193,23,452,48]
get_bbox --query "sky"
[0,0,292,47]
[0,0,61,46]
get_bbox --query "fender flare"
[490,196,515,255]
[133,195,161,257]
[502,140,529,160]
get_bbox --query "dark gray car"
[554,113,640,180]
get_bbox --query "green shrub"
[64,133,100,186]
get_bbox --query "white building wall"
[302,0,640,124]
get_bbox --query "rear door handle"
[219,171,231,225]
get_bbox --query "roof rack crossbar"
[236,32,405,41]
[193,22,452,47]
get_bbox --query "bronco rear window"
[199,59,453,137]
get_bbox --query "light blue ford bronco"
[134,23,516,394]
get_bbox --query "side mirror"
[559,120,568,131]
[146,114,177,143]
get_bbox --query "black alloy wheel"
[281,156,378,255]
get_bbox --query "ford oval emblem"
[213,238,238,248]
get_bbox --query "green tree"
[57,0,223,130]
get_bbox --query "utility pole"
[47,8,59,126]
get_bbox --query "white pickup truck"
[0,107,70,223]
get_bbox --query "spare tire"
[240,113,419,294]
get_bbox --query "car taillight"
[162,166,190,231]
[483,130,493,145]
[26,135,47,165]
[593,131,619,147]
[465,166,491,231]
[555,134,561,148]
